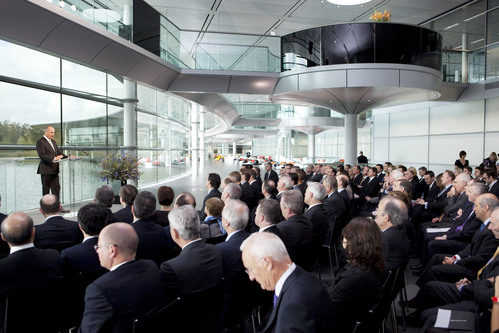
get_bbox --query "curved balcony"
[281,23,442,72]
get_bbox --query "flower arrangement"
[370,9,392,23]
[99,153,141,184]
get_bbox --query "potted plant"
[370,9,392,23]
[99,152,141,199]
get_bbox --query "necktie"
[477,246,499,279]
[46,138,55,151]
[479,223,486,232]
[273,293,279,307]
[455,209,475,232]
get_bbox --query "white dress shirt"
[10,243,35,254]
[275,263,297,297]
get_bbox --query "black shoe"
[61,208,70,214]
[410,263,423,270]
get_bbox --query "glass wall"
[0,38,191,214]
[371,97,499,174]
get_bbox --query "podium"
[58,156,92,212]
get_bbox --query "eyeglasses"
[94,244,118,251]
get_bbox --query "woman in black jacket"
[328,217,386,332]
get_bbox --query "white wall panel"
[373,113,389,137]
[485,97,499,131]
[389,108,428,137]
[485,133,499,158]
[429,100,484,135]
[389,136,428,164]
[373,138,389,162]
[429,164,454,174]
[429,134,483,165]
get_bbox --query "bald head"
[474,193,499,222]
[99,223,138,259]
[1,212,35,246]
[40,194,61,215]
[44,126,55,140]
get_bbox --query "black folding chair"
[132,297,181,333]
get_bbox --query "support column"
[232,141,237,161]
[222,142,229,157]
[199,109,205,169]
[191,104,199,176]
[307,133,315,164]
[344,113,358,166]
[277,129,292,161]
[123,79,138,186]
[461,33,468,83]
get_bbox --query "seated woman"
[200,197,226,241]
[328,217,386,332]
[151,186,174,227]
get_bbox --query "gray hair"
[95,185,115,208]
[390,170,404,181]
[455,173,471,183]
[222,199,249,230]
[322,175,338,190]
[280,190,303,214]
[223,183,242,200]
[169,205,200,240]
[469,183,488,195]
[240,232,289,263]
[380,196,408,227]
[133,191,157,219]
[477,193,499,210]
[256,199,281,224]
[306,182,327,201]
[279,175,294,190]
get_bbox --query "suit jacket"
[415,178,427,199]
[382,226,410,271]
[0,213,9,259]
[240,182,258,210]
[425,182,441,203]
[357,155,368,164]
[276,215,314,271]
[261,225,281,237]
[262,266,333,333]
[105,208,119,224]
[250,181,264,200]
[79,260,166,333]
[359,176,380,199]
[489,181,499,198]
[323,191,346,229]
[295,182,308,198]
[446,207,482,243]
[132,219,174,265]
[329,263,384,332]
[455,223,499,272]
[200,188,222,220]
[34,215,83,251]
[351,173,363,194]
[61,237,106,277]
[443,192,468,217]
[36,137,66,175]
[263,170,279,183]
[426,186,452,214]
[216,230,250,282]
[303,204,329,246]
[160,239,223,297]
[338,189,352,221]
[377,173,385,187]
[113,205,133,224]
[310,172,323,183]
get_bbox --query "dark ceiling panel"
[126,58,169,85]
[91,42,145,76]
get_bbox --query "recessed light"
[327,0,372,4]
[71,4,77,10]
[58,0,65,7]
[444,23,459,30]
[471,38,484,44]
[270,30,276,36]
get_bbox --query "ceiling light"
[71,4,77,11]
[327,0,372,5]
[46,0,52,3]
[58,0,65,7]
[270,30,276,36]
[464,12,485,22]
[471,38,484,44]
[444,23,459,30]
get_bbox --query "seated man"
[113,184,138,224]
[303,182,329,246]
[79,223,166,332]
[262,179,277,200]
[0,212,63,331]
[374,196,410,271]
[416,194,499,287]
[255,199,283,235]
[241,232,334,332]
[277,190,314,271]
[94,185,118,224]
[35,194,83,251]
[322,176,346,231]
[413,170,455,224]
[221,183,242,203]
[132,191,175,265]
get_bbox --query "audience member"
[222,183,242,202]
[276,175,293,200]
[310,164,323,182]
[151,186,174,227]
[114,184,138,224]
[263,162,279,183]
[255,199,282,235]
[323,176,346,229]
[35,194,83,251]
[262,179,277,200]
[483,168,499,197]
[200,197,226,239]
[94,185,118,224]
[0,195,8,259]
[303,182,329,246]
[200,173,222,220]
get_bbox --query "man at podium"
[36,126,67,199]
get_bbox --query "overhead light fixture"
[444,23,459,30]
[270,30,276,36]
[327,0,372,5]
[464,12,485,22]
[471,38,484,44]
[71,4,77,11]
[46,0,53,3]
[58,0,65,7]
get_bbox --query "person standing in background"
[36,126,67,199]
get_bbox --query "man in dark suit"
[94,185,119,224]
[374,196,410,271]
[414,170,455,223]
[249,168,264,200]
[350,165,363,194]
[357,151,368,164]
[277,190,315,271]
[262,180,277,201]
[263,162,279,183]
[483,168,499,197]
[35,194,83,251]
[36,126,67,198]
[255,199,283,235]
[310,164,323,183]
[336,174,352,221]
[276,175,294,202]
[62,203,108,279]
[304,182,329,247]
[161,205,224,296]
[114,184,138,224]
[322,176,346,231]
[240,169,258,211]
[416,194,499,286]
[305,164,314,181]
[79,223,166,333]
[0,195,9,259]
[200,173,222,220]
[132,191,175,265]
[295,169,308,198]
[241,232,334,332]
[0,212,64,331]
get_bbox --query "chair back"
[132,298,181,333]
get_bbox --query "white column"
[277,129,292,161]
[123,79,137,186]
[461,33,468,83]
[191,104,199,176]
[344,113,358,166]
[232,141,237,161]
[222,142,229,157]
[307,133,315,164]
[199,109,205,169]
